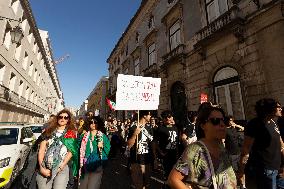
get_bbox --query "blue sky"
[30,0,141,109]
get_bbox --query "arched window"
[214,67,245,120]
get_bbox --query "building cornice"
[107,0,147,63]
[20,0,62,99]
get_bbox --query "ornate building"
[107,0,284,125]
[0,0,64,123]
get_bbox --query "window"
[27,29,33,44]
[30,90,34,102]
[214,67,245,120]
[169,21,181,50]
[10,0,17,6]
[37,74,40,85]
[3,24,12,49]
[134,58,140,76]
[125,44,128,56]
[28,62,33,76]
[34,94,38,104]
[135,32,140,43]
[15,43,22,61]
[9,72,16,91]
[33,42,37,54]
[34,68,37,81]
[205,0,229,23]
[23,52,28,70]
[21,15,28,32]
[11,0,19,14]
[148,16,155,29]
[18,80,24,96]
[148,43,156,66]
[0,62,5,85]
[25,86,30,100]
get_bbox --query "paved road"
[101,154,165,189]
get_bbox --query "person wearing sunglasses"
[36,109,78,189]
[168,105,237,189]
[238,98,283,189]
[78,116,110,189]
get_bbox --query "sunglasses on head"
[58,115,69,120]
[208,117,224,126]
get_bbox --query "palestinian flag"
[61,130,79,177]
[106,97,116,111]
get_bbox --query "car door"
[19,128,31,168]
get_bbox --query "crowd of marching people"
[11,98,284,189]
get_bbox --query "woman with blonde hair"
[36,109,78,189]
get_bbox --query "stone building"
[107,0,284,125]
[87,76,109,119]
[0,0,64,123]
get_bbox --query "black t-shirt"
[225,127,243,155]
[127,123,153,164]
[156,125,178,153]
[245,118,281,170]
[183,122,196,138]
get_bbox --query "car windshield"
[30,126,42,133]
[0,128,19,145]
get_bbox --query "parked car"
[27,124,44,139]
[0,124,35,188]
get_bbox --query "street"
[101,153,165,189]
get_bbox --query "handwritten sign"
[116,74,161,110]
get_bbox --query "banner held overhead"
[116,74,161,110]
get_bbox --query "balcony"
[194,6,245,47]
[0,84,48,115]
[161,44,186,69]
[143,63,158,77]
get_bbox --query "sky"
[29,0,141,109]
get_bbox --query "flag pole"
[136,110,139,160]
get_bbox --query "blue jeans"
[277,177,284,189]
[255,168,278,189]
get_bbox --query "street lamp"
[0,16,24,44]
[10,26,24,44]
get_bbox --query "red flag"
[106,98,116,111]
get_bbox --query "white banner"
[116,74,161,110]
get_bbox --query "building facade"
[0,0,64,123]
[87,76,109,119]
[107,0,284,125]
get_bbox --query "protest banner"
[115,74,161,110]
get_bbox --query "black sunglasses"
[90,120,98,124]
[208,117,224,126]
[58,115,69,120]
